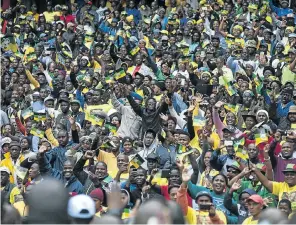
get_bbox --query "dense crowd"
[1,0,296,224]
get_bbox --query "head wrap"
[256,110,269,120]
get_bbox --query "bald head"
[134,199,171,224]
[27,178,70,224]
[259,208,287,224]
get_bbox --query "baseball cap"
[67,194,95,219]
[70,99,81,106]
[44,96,55,102]
[195,191,213,202]
[89,188,104,202]
[282,163,296,173]
[247,194,264,205]
[0,167,10,174]
[226,161,241,171]
[58,97,69,104]
[161,35,169,41]
[146,152,160,161]
[222,125,236,133]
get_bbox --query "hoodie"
[137,132,158,170]
[111,93,142,140]
[224,188,256,224]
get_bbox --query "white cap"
[67,195,95,219]
[1,137,11,146]
[81,56,89,63]
[224,140,234,147]
[44,96,55,102]
[0,167,10,174]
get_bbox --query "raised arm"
[126,93,143,117]
[14,113,26,135]
[252,163,273,192]
[168,104,186,129]
[223,183,240,216]
[25,69,40,89]
[73,152,92,185]
[212,106,225,139]
[218,18,227,37]
[110,92,124,114]
[176,168,191,216]
[263,144,274,181]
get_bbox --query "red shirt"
[60,15,75,25]
[160,185,193,207]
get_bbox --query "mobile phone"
[161,169,170,178]
[87,151,93,156]
[247,159,250,170]
[199,204,211,210]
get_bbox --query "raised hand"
[241,167,252,175]
[182,168,191,183]
[142,184,151,194]
[159,113,168,121]
[187,100,196,113]
[151,168,158,176]
[175,159,184,171]
[214,101,224,109]
[83,150,94,160]
[119,162,129,173]
[39,145,48,154]
[69,116,75,125]
[194,93,203,103]
[231,180,241,191]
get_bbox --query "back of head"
[1,200,21,224]
[94,215,122,224]
[134,199,171,224]
[167,200,185,224]
[27,178,70,224]
[259,208,287,224]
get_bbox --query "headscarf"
[256,109,269,121]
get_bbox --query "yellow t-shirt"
[242,216,258,225]
[13,200,28,217]
[186,209,227,224]
[97,151,118,174]
[0,154,25,184]
[43,11,61,23]
[272,182,296,211]
[1,186,21,204]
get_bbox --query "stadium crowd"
[1,0,296,224]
